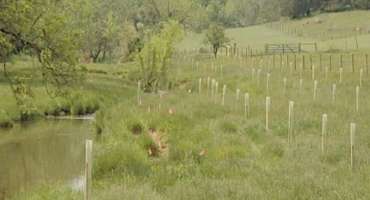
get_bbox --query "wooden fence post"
[313,80,318,101]
[332,84,336,103]
[321,114,328,154]
[280,54,283,70]
[198,78,202,94]
[137,81,142,106]
[366,54,369,75]
[312,65,316,80]
[85,140,93,200]
[356,86,360,113]
[266,96,271,131]
[244,93,250,118]
[288,101,294,145]
[350,123,356,170]
[286,55,289,69]
[294,54,297,71]
[352,54,355,73]
[215,81,219,103]
[222,84,226,106]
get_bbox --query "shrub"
[137,20,183,92]
[0,110,13,128]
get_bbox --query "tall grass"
[9,51,370,199]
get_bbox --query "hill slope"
[179,11,370,52]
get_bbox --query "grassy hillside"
[179,11,370,53]
[275,10,370,40]
[178,26,312,52]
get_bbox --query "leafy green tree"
[137,20,183,92]
[0,0,82,117]
[0,0,81,84]
[205,24,229,58]
[79,0,124,63]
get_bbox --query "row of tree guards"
[192,73,361,170]
[219,52,368,72]
[133,52,368,179]
[133,65,363,177]
[218,48,368,70]
[216,52,370,75]
[81,24,368,200]
[136,73,360,170]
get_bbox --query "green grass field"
[5,10,370,200]
[10,51,370,199]
[179,11,370,53]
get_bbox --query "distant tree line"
[1,0,369,65]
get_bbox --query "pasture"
[2,7,370,200]
[11,50,370,199]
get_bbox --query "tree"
[137,20,183,92]
[0,0,82,118]
[0,0,81,85]
[79,0,126,63]
[205,24,229,58]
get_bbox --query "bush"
[44,92,99,116]
[137,20,183,92]
[44,97,71,116]
[70,102,85,115]
[0,110,13,128]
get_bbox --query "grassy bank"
[10,50,370,199]
[0,58,138,129]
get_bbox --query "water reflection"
[0,119,92,199]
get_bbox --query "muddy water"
[0,119,93,199]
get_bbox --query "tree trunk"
[102,50,106,62]
[213,46,218,58]
[91,50,101,63]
